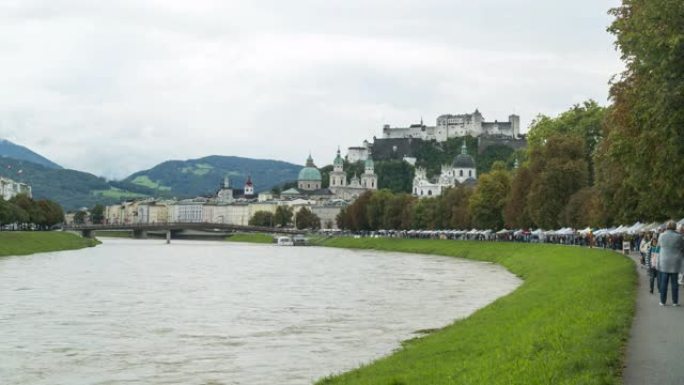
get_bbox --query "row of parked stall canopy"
[351,218,684,241]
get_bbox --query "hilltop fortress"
[382,109,520,142]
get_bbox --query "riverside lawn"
[225,233,275,244]
[0,232,99,257]
[309,238,635,385]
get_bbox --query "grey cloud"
[0,0,622,179]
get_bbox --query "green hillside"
[0,158,154,211]
[0,139,62,169]
[123,155,301,198]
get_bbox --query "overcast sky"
[0,0,623,179]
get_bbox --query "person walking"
[639,233,650,268]
[657,221,684,306]
[646,236,659,294]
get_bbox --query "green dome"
[298,154,322,181]
[298,167,322,181]
[334,149,344,166]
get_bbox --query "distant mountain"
[123,155,301,198]
[0,157,156,211]
[0,139,63,169]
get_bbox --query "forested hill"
[0,158,155,211]
[123,155,301,198]
[0,139,62,169]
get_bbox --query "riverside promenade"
[623,252,684,384]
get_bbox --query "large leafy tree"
[503,166,535,229]
[295,207,320,230]
[597,0,684,221]
[274,206,293,227]
[527,100,605,184]
[468,162,511,230]
[248,211,274,227]
[527,135,589,229]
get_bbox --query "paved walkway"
[623,253,684,385]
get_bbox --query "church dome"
[452,141,475,169]
[452,153,475,168]
[298,154,322,181]
[333,148,344,166]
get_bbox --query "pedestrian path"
[623,253,684,384]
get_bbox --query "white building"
[413,142,477,197]
[346,140,371,162]
[383,110,520,142]
[0,177,32,200]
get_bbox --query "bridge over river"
[64,223,305,241]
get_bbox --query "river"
[0,238,520,385]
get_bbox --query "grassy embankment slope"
[312,237,636,385]
[225,233,275,244]
[0,232,99,257]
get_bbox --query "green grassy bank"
[225,233,275,244]
[0,232,99,257]
[313,238,636,385]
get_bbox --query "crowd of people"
[639,221,684,307]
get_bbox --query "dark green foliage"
[295,207,320,230]
[527,135,588,229]
[527,100,605,184]
[248,211,274,227]
[375,160,414,193]
[0,194,64,229]
[0,139,62,169]
[477,145,515,174]
[596,0,684,221]
[90,204,105,224]
[274,206,293,227]
[468,162,511,229]
[124,155,301,199]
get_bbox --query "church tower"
[361,156,378,190]
[244,175,254,196]
[329,147,347,188]
[217,176,234,203]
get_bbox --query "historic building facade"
[383,110,520,142]
[413,142,477,197]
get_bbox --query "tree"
[366,189,393,230]
[441,186,473,229]
[375,160,414,193]
[527,100,606,184]
[274,206,293,227]
[560,187,607,229]
[248,211,274,227]
[346,191,373,231]
[90,204,105,224]
[468,162,511,230]
[596,0,684,221]
[295,207,320,230]
[503,166,535,229]
[526,135,588,229]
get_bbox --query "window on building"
[469,170,472,177]
[428,190,432,196]
[459,170,463,177]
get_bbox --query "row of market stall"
[325,219,684,248]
